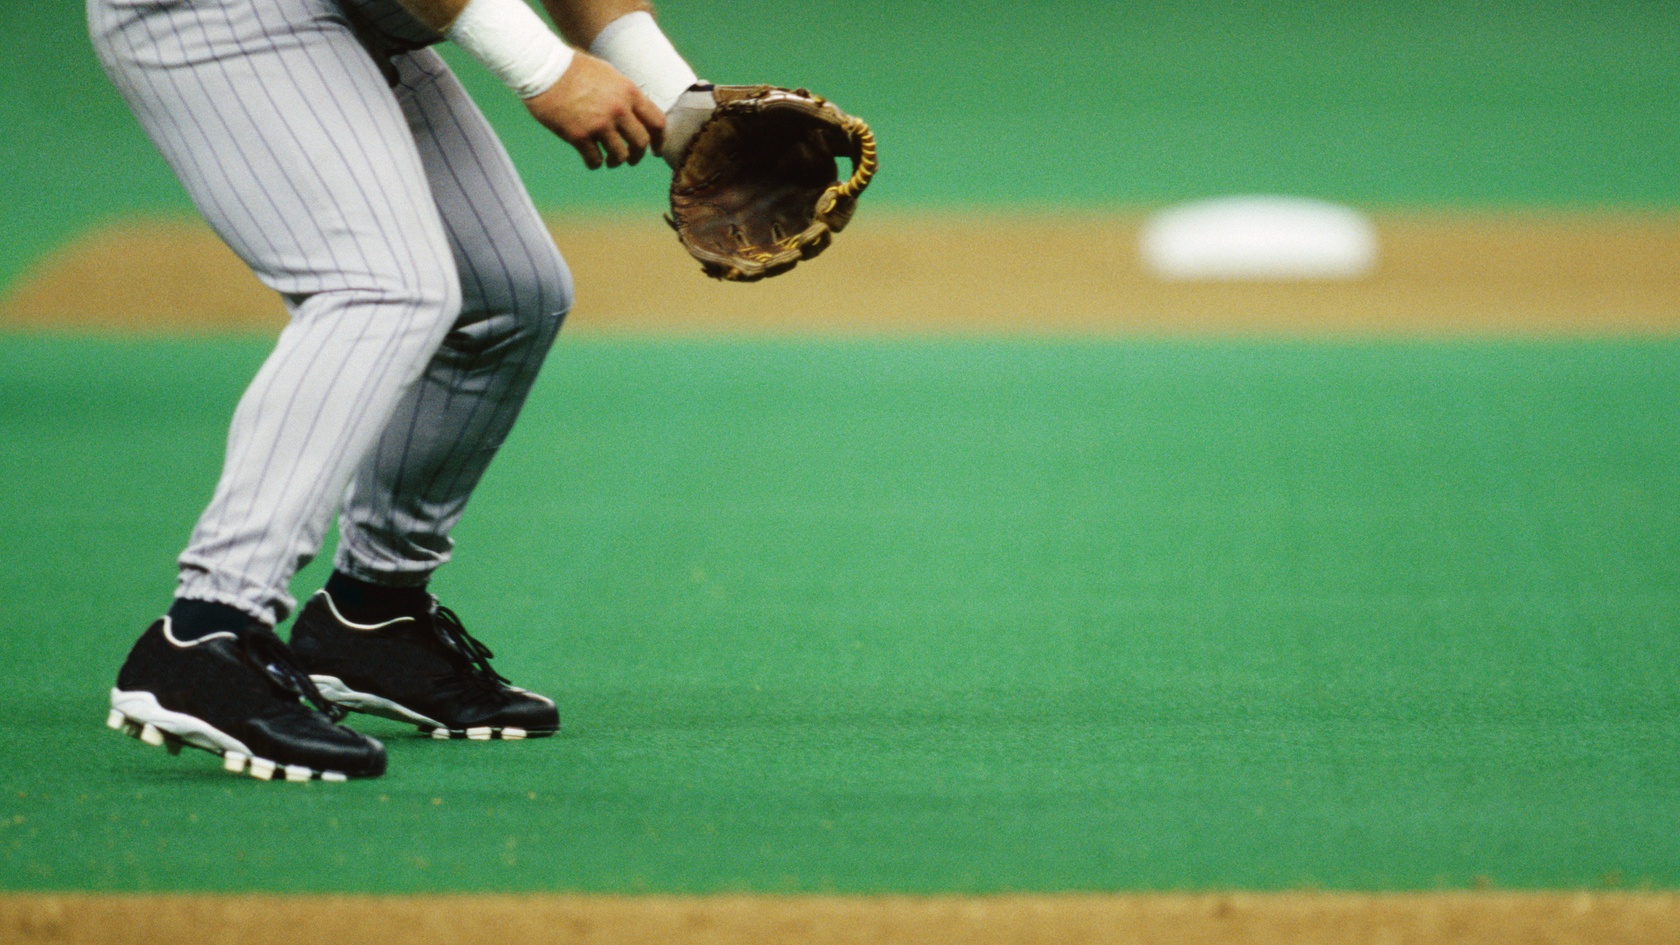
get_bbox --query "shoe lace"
[429,605,511,689]
[241,631,348,722]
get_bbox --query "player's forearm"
[399,0,692,113]
[404,0,577,100]
[550,1,698,114]
[539,0,652,49]
[395,0,651,45]
[392,0,471,32]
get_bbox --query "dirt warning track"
[5,892,1680,945]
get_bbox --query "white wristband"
[588,11,698,113]
[446,0,575,99]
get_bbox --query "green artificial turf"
[1,334,1678,892]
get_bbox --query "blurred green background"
[3,0,1679,292]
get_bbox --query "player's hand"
[524,52,665,170]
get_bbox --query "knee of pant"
[290,266,462,343]
[443,246,570,358]
[349,264,464,343]
[413,267,466,336]
[497,242,574,334]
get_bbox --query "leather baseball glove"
[664,84,878,282]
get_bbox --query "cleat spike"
[466,727,492,741]
[163,735,183,756]
[107,709,126,731]
[139,724,165,747]
[249,758,276,781]
[501,727,526,740]
[284,765,311,782]
[431,728,452,740]
[321,771,347,783]
[223,752,248,773]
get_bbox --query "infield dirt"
[4,210,1678,337]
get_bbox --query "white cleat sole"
[309,675,443,728]
[311,675,555,742]
[108,689,350,783]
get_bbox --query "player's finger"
[571,136,604,170]
[618,113,652,166]
[597,127,631,168]
[631,93,667,154]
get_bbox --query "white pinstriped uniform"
[89,0,572,625]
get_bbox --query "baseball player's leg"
[335,47,573,589]
[91,0,462,777]
[290,47,569,739]
[91,0,464,628]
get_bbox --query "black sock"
[323,571,431,624]
[167,598,262,641]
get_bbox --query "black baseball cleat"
[108,617,387,781]
[290,591,559,741]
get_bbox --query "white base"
[1140,195,1378,281]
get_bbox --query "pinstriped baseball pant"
[90,0,573,625]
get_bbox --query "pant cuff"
[331,549,437,589]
